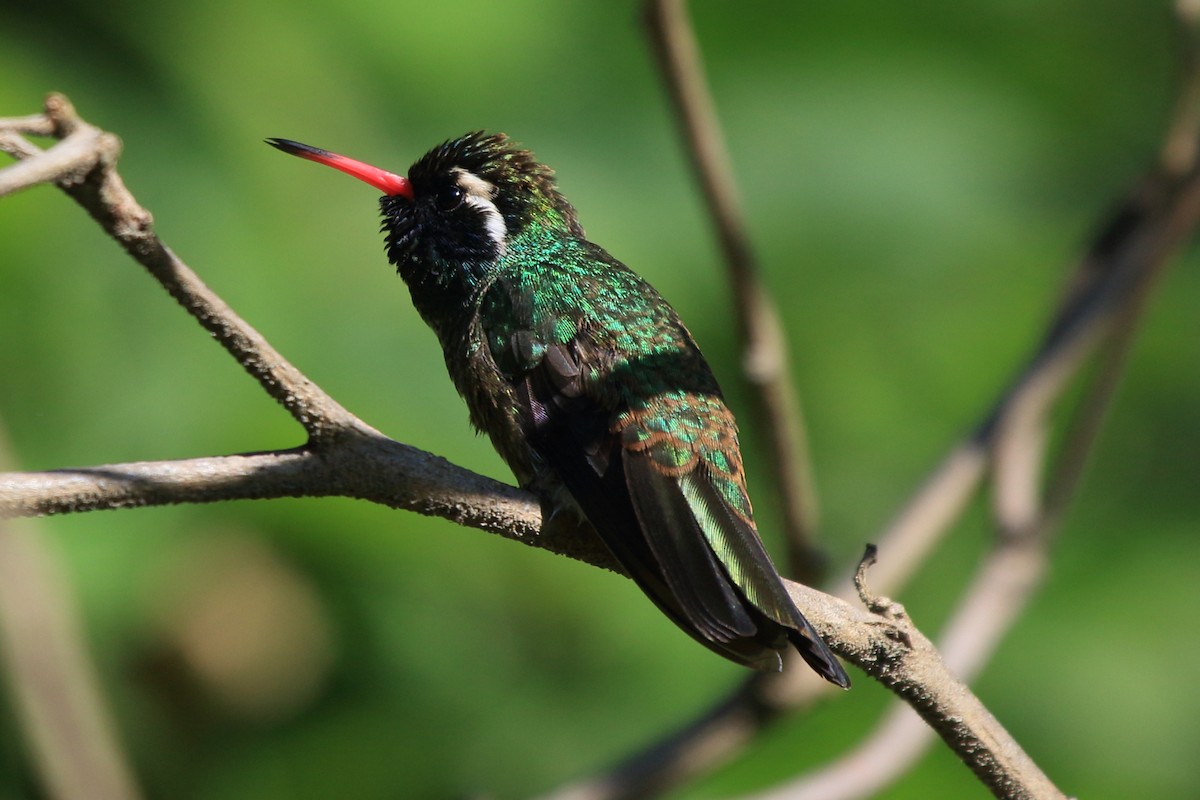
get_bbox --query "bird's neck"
[401,219,578,360]
[398,253,489,340]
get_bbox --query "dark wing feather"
[674,469,850,686]
[622,450,757,644]
[512,345,720,649]
[494,299,848,682]
[510,339,780,669]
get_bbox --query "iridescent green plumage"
[271,131,849,685]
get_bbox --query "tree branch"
[771,7,1200,794]
[0,443,563,565]
[0,95,357,442]
[755,540,1047,800]
[644,0,823,580]
[0,429,142,800]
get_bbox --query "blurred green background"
[1,1,1198,798]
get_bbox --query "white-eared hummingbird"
[266,132,849,687]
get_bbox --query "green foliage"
[2,1,1197,798]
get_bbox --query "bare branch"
[643,0,822,578]
[0,441,560,564]
[0,430,142,800]
[757,541,1047,800]
[0,429,1065,800]
[0,95,357,441]
[0,451,328,517]
[787,573,1066,800]
[6,444,1065,798]
[778,10,1200,789]
[0,112,56,137]
[0,122,111,198]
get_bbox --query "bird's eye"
[435,183,465,212]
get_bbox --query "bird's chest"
[441,311,540,486]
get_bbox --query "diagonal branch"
[774,7,1200,795]
[0,95,356,442]
[644,0,823,580]
[0,427,142,800]
[755,540,1047,800]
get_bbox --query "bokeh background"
[2,1,1198,798]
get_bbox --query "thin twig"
[0,112,57,137]
[0,95,357,441]
[0,443,556,562]
[756,540,1047,800]
[775,10,1200,792]
[0,429,142,800]
[0,123,109,197]
[643,0,822,579]
[537,677,776,800]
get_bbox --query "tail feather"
[788,624,851,689]
[625,448,851,686]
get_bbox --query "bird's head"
[267,132,582,284]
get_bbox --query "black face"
[380,172,502,270]
[379,132,581,279]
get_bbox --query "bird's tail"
[787,624,851,688]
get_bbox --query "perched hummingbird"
[266,132,849,687]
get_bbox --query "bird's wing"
[512,333,778,665]
[480,263,848,682]
[622,422,848,683]
[481,285,766,667]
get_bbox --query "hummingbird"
[266,132,849,687]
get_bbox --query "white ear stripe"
[452,168,508,255]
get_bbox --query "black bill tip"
[264,138,331,159]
